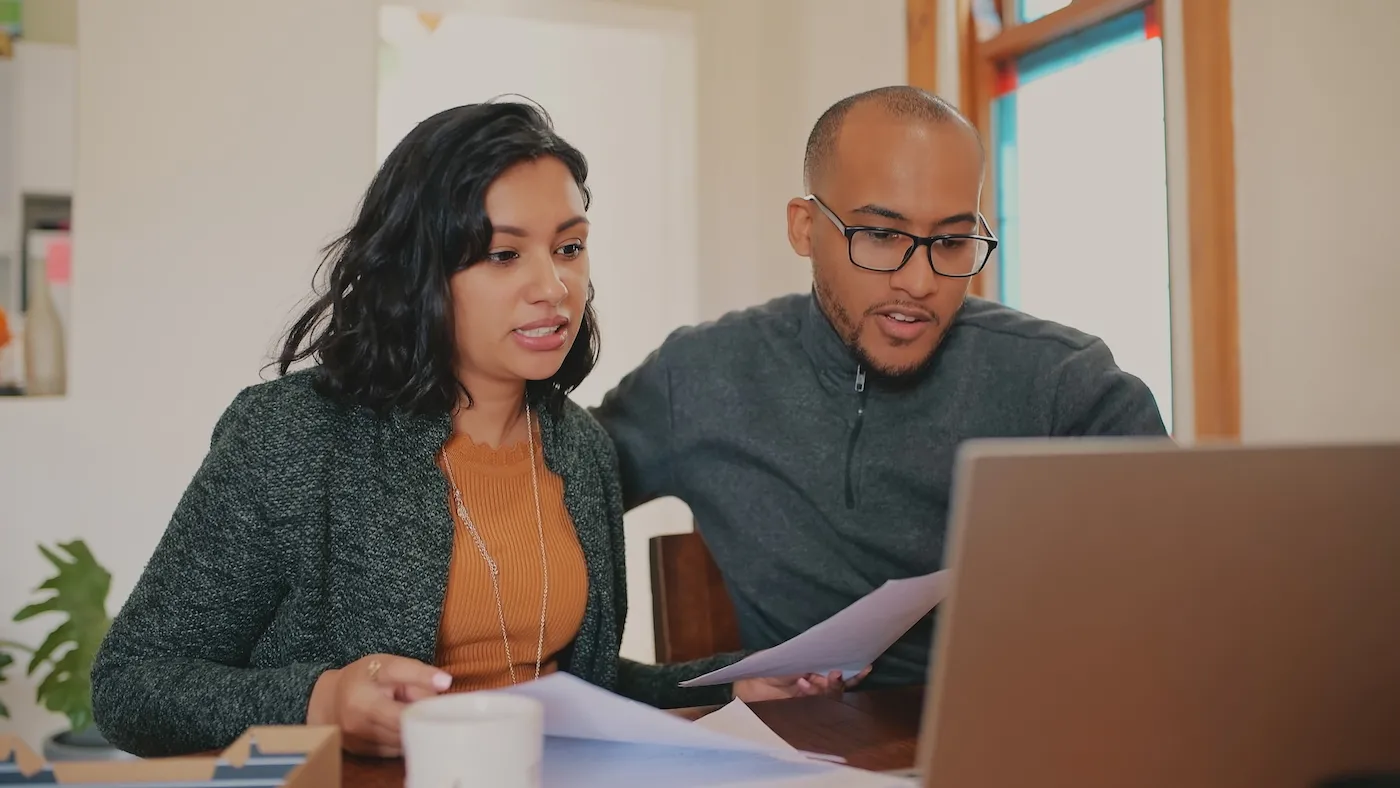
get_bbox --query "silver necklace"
[441,404,549,685]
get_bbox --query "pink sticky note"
[46,238,72,284]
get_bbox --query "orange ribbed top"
[435,422,589,692]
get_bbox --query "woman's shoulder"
[208,368,355,458]
[220,367,339,423]
[551,396,615,456]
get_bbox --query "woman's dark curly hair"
[276,100,599,417]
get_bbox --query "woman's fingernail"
[434,672,452,690]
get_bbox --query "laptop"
[903,438,1400,788]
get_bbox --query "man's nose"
[888,243,940,299]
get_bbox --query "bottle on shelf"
[23,240,66,396]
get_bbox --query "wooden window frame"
[906,0,1240,441]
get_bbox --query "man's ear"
[787,198,813,257]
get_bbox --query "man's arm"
[590,343,679,510]
[1051,338,1170,436]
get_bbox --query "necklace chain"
[441,404,549,686]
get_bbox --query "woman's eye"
[557,242,585,259]
[486,250,519,264]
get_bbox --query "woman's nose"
[528,254,568,305]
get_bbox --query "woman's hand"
[732,666,871,703]
[306,654,453,757]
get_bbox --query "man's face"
[788,107,986,379]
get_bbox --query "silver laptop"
[903,439,1400,788]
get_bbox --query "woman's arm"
[91,387,331,758]
[615,654,744,709]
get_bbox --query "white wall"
[19,0,77,45]
[1230,0,1400,442]
[0,0,379,745]
[756,0,910,301]
[619,0,907,317]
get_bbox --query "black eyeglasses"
[805,194,998,277]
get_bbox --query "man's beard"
[813,276,962,383]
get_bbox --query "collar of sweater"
[797,289,967,398]
[798,290,870,397]
[381,390,578,477]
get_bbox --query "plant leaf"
[14,597,61,621]
[27,622,74,676]
[37,646,93,733]
[37,543,71,571]
[17,540,112,732]
[0,650,12,718]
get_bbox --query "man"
[593,86,1167,687]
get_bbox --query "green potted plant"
[0,539,127,761]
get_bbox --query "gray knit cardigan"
[90,369,741,758]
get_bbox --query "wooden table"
[342,686,924,786]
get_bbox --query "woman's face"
[450,156,590,391]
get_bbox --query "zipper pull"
[854,366,866,393]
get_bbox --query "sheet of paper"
[540,737,839,788]
[680,569,952,687]
[496,672,831,760]
[541,738,914,788]
[693,698,796,752]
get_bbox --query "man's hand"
[732,666,871,703]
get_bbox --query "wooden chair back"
[649,531,743,663]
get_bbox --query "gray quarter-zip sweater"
[592,292,1167,687]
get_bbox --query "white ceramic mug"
[401,691,545,788]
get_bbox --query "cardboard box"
[0,726,340,786]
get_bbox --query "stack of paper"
[494,673,913,787]
[480,569,954,786]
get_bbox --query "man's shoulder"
[659,292,809,365]
[950,297,1110,364]
[948,298,1166,435]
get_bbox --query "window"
[989,5,1173,432]
[1018,0,1073,23]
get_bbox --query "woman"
[90,101,855,760]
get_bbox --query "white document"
[540,738,846,788]
[680,569,952,687]
[541,738,914,788]
[488,674,911,787]
[496,672,829,760]
[693,698,797,752]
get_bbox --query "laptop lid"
[917,439,1400,788]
